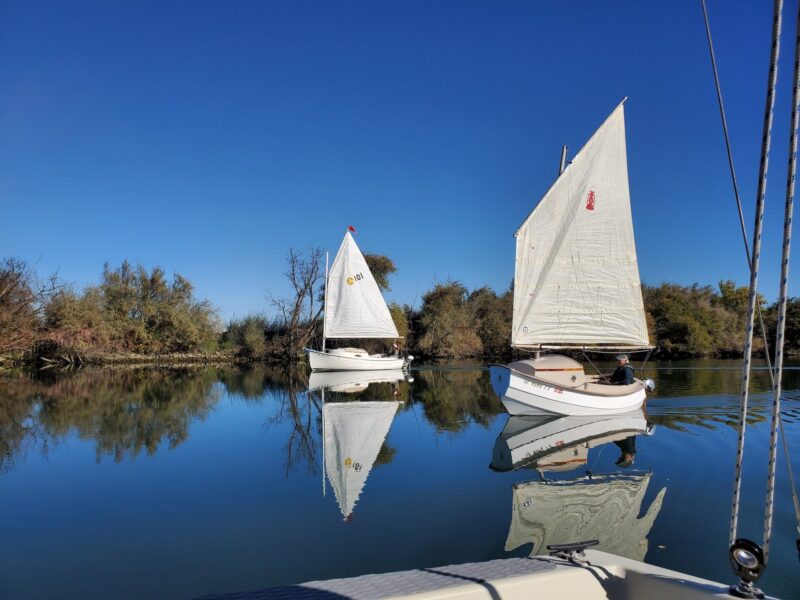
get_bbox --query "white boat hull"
[306,348,410,371]
[489,364,647,416]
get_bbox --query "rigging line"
[702,0,800,546]
[639,348,653,379]
[581,351,605,378]
[701,0,752,270]
[701,0,777,388]
[764,0,800,560]
[724,0,783,549]
[782,415,800,538]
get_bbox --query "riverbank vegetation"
[2,253,798,366]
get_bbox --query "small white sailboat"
[490,100,654,416]
[322,400,399,520]
[306,229,413,371]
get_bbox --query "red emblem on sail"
[586,190,595,211]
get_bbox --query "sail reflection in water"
[313,370,410,521]
[492,410,666,561]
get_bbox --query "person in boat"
[607,354,635,385]
[391,340,400,358]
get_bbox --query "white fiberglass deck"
[196,550,767,599]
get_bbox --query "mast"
[321,386,326,497]
[322,251,329,352]
[535,145,569,360]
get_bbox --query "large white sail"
[324,401,399,520]
[324,232,400,339]
[505,473,666,561]
[512,101,649,348]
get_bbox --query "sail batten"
[511,101,649,348]
[324,232,400,340]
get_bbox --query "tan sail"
[512,100,649,349]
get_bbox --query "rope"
[701,0,751,258]
[701,0,778,384]
[725,0,783,549]
[640,348,653,377]
[763,0,800,559]
[702,0,800,555]
[581,351,605,378]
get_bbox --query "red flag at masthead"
[348,225,357,234]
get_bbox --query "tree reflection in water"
[264,367,321,477]
[0,367,222,470]
[3,362,794,478]
[412,367,504,431]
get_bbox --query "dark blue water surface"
[1,361,799,599]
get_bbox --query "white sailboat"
[306,229,413,371]
[490,99,654,416]
[323,400,399,520]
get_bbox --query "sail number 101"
[346,272,365,286]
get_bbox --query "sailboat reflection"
[309,369,411,394]
[491,411,652,473]
[492,410,666,561]
[312,370,411,521]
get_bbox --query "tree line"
[2,252,798,366]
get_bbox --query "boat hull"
[489,364,647,416]
[306,348,410,371]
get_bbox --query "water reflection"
[309,369,409,393]
[308,370,411,520]
[323,400,399,520]
[412,367,504,431]
[505,471,666,561]
[1,362,799,598]
[493,410,666,561]
[491,411,652,473]
[0,368,222,470]
[2,361,795,480]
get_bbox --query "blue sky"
[1,1,797,320]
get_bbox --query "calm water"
[1,361,799,599]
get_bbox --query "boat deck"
[196,557,555,599]
[195,551,753,599]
